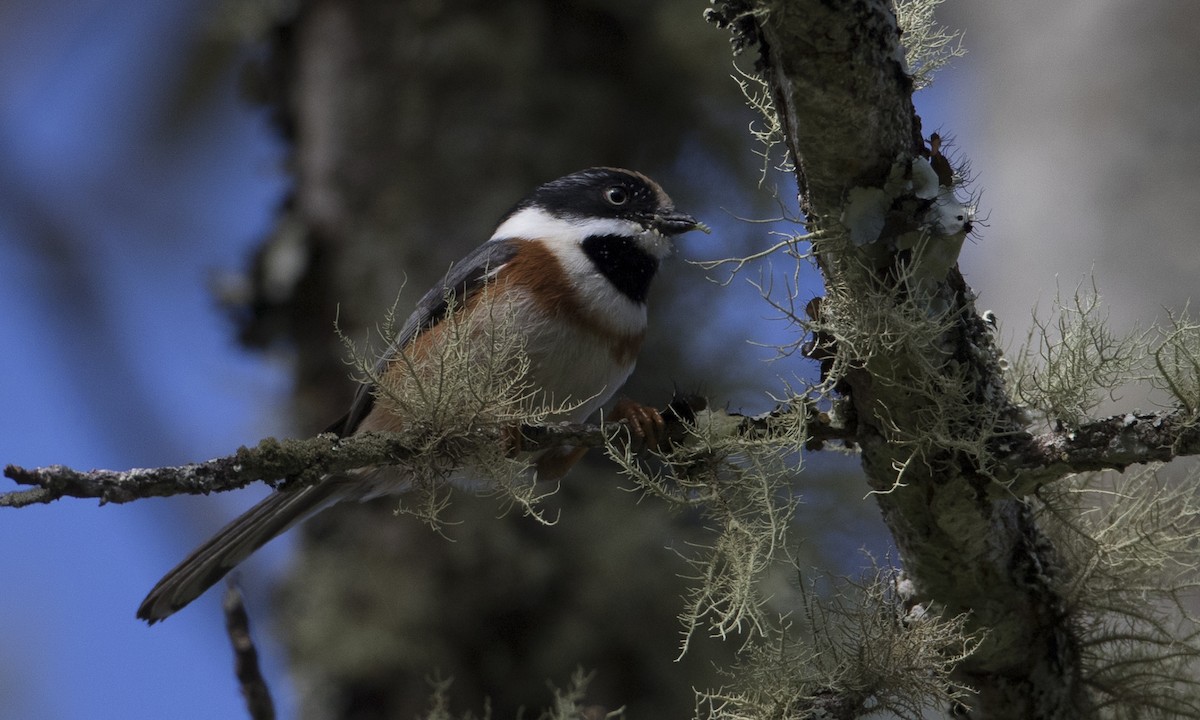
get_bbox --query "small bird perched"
[138,167,702,623]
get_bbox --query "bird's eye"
[604,186,629,206]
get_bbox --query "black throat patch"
[580,234,660,304]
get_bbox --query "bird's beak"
[652,210,703,235]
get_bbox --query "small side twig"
[223,580,276,720]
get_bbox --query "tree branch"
[223,580,276,720]
[4,433,392,507]
[1,429,576,508]
[1,395,837,508]
[9,393,1200,512]
[1000,411,1200,493]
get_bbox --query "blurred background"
[1,1,1197,718]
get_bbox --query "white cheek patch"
[490,207,673,260]
[490,206,637,244]
[490,206,568,242]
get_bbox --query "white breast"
[500,288,638,423]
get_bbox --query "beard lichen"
[338,287,583,530]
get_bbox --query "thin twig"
[223,580,276,720]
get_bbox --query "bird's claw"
[609,397,666,451]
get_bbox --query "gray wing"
[326,238,525,436]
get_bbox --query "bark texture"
[722,0,1091,716]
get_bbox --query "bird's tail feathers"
[137,481,347,623]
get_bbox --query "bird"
[137,167,703,623]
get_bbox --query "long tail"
[137,482,346,623]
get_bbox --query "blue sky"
[0,2,296,718]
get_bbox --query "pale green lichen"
[1039,464,1200,718]
[1010,279,1147,429]
[894,0,966,91]
[1152,307,1200,427]
[732,63,789,182]
[338,287,582,530]
[418,668,621,720]
[695,567,981,719]
[605,403,804,658]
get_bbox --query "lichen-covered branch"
[3,432,420,508]
[9,394,1200,513]
[0,428,603,509]
[999,410,1200,492]
[0,397,837,509]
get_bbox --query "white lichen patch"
[842,185,890,246]
[911,156,941,199]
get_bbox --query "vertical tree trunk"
[731,1,1089,716]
